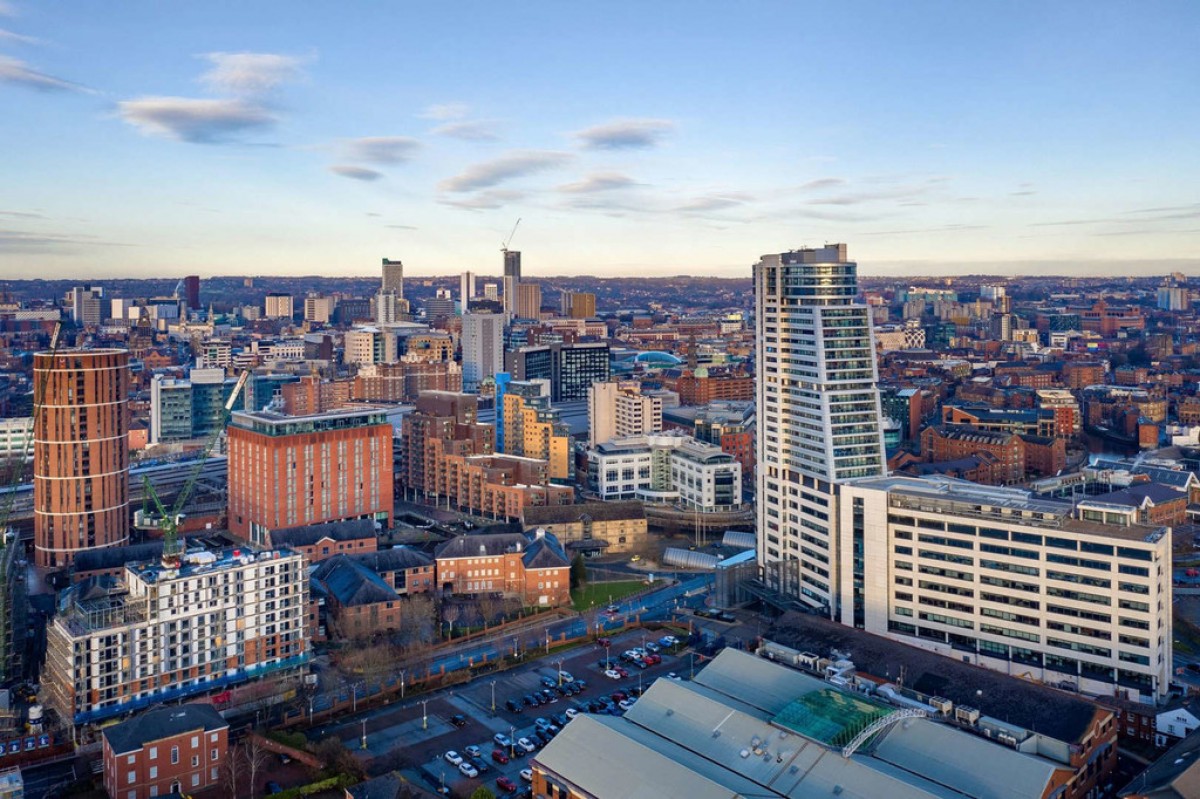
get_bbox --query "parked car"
[540,677,557,689]
[644,642,660,653]
[520,768,533,783]
[459,762,479,779]
[659,635,678,647]
[565,707,579,719]
[552,713,568,727]
[596,637,611,647]
[494,733,512,748]
[612,691,627,703]
[604,668,621,680]
[492,749,510,765]
[497,777,518,794]
[643,654,661,666]
[471,757,490,774]
[517,737,536,754]
[614,666,629,678]
[465,745,482,759]
[506,699,522,713]
[449,714,468,728]
[619,698,637,711]
[444,751,463,766]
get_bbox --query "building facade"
[587,380,663,448]
[227,408,394,544]
[586,433,741,511]
[462,313,505,391]
[508,342,610,402]
[754,244,887,608]
[46,546,309,725]
[836,475,1173,702]
[502,249,521,318]
[102,704,228,799]
[34,348,131,568]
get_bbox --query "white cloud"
[558,173,638,193]
[118,97,275,143]
[199,52,304,96]
[440,189,525,211]
[0,27,39,45]
[439,150,570,193]
[573,118,674,150]
[677,192,753,213]
[342,136,420,165]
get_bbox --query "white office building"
[755,243,887,609]
[461,313,504,391]
[836,475,1172,702]
[587,380,664,447]
[587,433,741,512]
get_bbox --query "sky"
[1,1,1198,279]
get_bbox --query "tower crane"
[139,370,249,568]
[501,218,521,254]
[0,321,62,682]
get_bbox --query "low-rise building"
[102,704,227,799]
[266,518,378,563]
[434,529,570,606]
[521,501,648,557]
[586,433,742,511]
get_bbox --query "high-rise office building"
[69,285,106,326]
[502,249,521,317]
[264,293,293,319]
[460,271,476,313]
[227,407,394,544]
[754,244,886,609]
[382,257,404,298]
[516,282,542,320]
[304,294,336,324]
[149,368,245,444]
[33,348,131,567]
[461,313,505,391]
[561,291,596,319]
[424,289,457,320]
[182,275,200,310]
[507,342,610,402]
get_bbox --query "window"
[150,766,158,779]
[127,755,135,765]
[171,746,179,765]
[127,772,136,785]
[149,746,157,760]
[192,755,199,767]
[211,749,219,761]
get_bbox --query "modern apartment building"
[0,417,33,462]
[400,392,493,496]
[515,282,542,320]
[586,433,742,511]
[560,290,596,319]
[836,475,1172,702]
[754,243,886,608]
[34,348,131,568]
[462,313,505,391]
[587,380,663,447]
[353,360,462,403]
[227,407,393,544]
[343,326,400,366]
[102,704,228,799]
[499,380,572,481]
[45,546,309,726]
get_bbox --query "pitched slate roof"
[311,556,399,607]
[521,531,569,570]
[1095,482,1185,507]
[103,704,227,755]
[435,532,529,559]
[348,547,432,572]
[523,500,646,526]
[73,541,166,573]
[270,518,376,548]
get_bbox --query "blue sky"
[1,1,1198,278]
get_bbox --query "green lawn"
[571,580,650,612]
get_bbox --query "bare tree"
[441,601,462,640]
[221,743,243,799]
[243,738,271,799]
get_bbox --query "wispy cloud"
[440,150,570,192]
[199,52,305,96]
[342,136,420,165]
[432,119,500,141]
[440,189,525,211]
[386,223,418,230]
[0,55,90,93]
[677,192,753,213]
[0,209,44,219]
[0,1,16,18]
[0,228,130,252]
[420,102,469,121]
[558,173,638,194]
[0,27,39,45]
[573,118,674,150]
[118,97,275,143]
[861,224,987,236]
[329,165,383,181]
[798,177,846,191]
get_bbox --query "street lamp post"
[555,658,564,686]
[490,680,497,714]
[422,699,429,730]
[605,645,611,670]
[510,726,516,759]
[360,719,367,750]
[544,627,550,655]
[308,697,314,724]
[351,683,358,713]
[691,652,696,679]
[400,670,406,700]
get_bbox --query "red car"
[492,749,510,765]
[615,666,629,677]
[497,776,517,793]
[596,637,611,648]
[644,654,662,666]
[612,691,627,702]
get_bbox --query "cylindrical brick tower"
[33,348,130,568]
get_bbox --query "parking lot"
[311,626,690,797]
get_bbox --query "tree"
[242,739,271,799]
[470,787,497,799]
[441,601,462,639]
[313,737,367,781]
[570,553,587,590]
[221,742,243,799]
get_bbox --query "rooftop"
[103,704,227,755]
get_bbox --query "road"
[19,758,78,799]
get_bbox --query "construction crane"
[0,321,62,683]
[139,370,249,568]
[501,217,521,254]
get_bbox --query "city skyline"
[1,1,1198,279]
